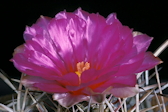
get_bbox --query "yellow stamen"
[75,62,90,77]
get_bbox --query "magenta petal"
[114,52,144,76]
[25,40,67,75]
[110,74,137,87]
[93,74,136,93]
[81,12,107,63]
[53,93,89,108]
[47,19,78,72]
[133,34,153,53]
[81,71,117,95]
[25,50,57,69]
[135,52,162,73]
[34,83,68,93]
[21,75,68,93]
[56,73,80,86]
[110,84,139,98]
[24,16,52,41]
[119,26,133,53]
[74,8,90,21]
[24,26,36,41]
[12,52,61,80]
[94,24,121,68]
[64,17,88,62]
[81,69,98,83]
[106,13,121,25]
[35,16,52,27]
[96,26,133,69]
[65,85,82,91]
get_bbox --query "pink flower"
[11,8,162,107]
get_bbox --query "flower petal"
[133,34,153,53]
[81,69,98,83]
[48,19,78,72]
[53,93,89,108]
[24,16,52,41]
[93,74,136,93]
[12,50,62,80]
[21,75,68,93]
[114,52,144,76]
[82,70,118,94]
[25,40,67,75]
[65,17,88,62]
[106,13,122,26]
[74,8,90,21]
[135,52,162,73]
[56,73,80,86]
[110,84,139,98]
[79,11,108,64]
[95,25,133,69]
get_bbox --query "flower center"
[75,62,90,77]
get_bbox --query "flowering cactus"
[11,8,161,107]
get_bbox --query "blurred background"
[0,1,167,96]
